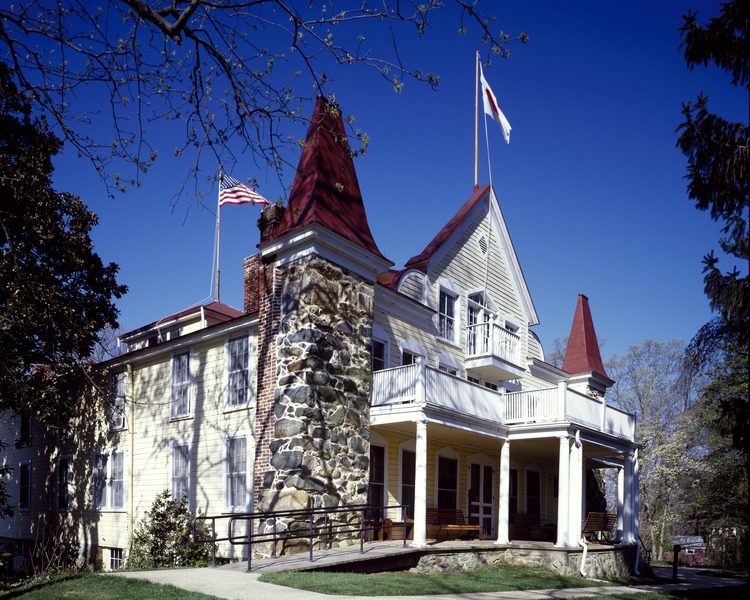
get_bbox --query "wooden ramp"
[218,539,425,574]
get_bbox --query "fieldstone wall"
[256,254,374,549]
[409,545,637,578]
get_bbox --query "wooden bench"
[510,513,554,541]
[581,512,617,543]
[378,518,414,541]
[426,508,483,540]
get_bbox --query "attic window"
[478,234,488,256]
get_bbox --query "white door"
[468,462,494,537]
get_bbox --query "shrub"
[127,490,211,569]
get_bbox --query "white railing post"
[415,357,426,406]
[557,380,568,421]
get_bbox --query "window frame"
[109,371,128,431]
[170,440,191,505]
[56,455,71,511]
[368,444,386,515]
[110,450,125,509]
[92,449,126,511]
[225,335,252,409]
[109,548,124,571]
[435,448,459,511]
[18,460,31,511]
[436,279,462,345]
[170,351,192,419]
[225,433,251,511]
[18,413,31,447]
[399,441,416,521]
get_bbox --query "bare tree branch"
[0,0,526,202]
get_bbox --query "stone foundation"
[410,544,637,579]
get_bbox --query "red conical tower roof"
[562,293,608,378]
[270,96,388,262]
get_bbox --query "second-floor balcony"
[465,322,525,381]
[371,362,635,442]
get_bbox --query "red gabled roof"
[404,184,491,269]
[270,96,388,262]
[562,293,608,378]
[119,301,243,341]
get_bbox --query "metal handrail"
[192,504,412,571]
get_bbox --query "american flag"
[219,175,271,207]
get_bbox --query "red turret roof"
[270,96,388,262]
[562,293,608,378]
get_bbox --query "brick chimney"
[243,204,286,315]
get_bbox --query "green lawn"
[259,562,616,596]
[0,572,222,600]
[1,566,746,599]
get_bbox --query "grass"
[0,572,223,600]
[259,562,618,596]
[1,564,746,599]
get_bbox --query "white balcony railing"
[466,322,522,366]
[371,363,504,423]
[371,364,635,442]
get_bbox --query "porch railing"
[372,366,635,441]
[506,387,635,440]
[372,363,504,423]
[505,387,557,423]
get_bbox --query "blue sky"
[51,0,746,362]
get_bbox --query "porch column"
[633,448,640,544]
[411,419,428,547]
[617,465,625,541]
[567,433,584,545]
[495,439,510,545]
[555,435,570,547]
[623,449,634,544]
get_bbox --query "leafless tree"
[1,1,525,201]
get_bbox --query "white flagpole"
[215,173,222,303]
[474,51,479,190]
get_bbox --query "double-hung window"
[226,336,250,408]
[171,352,191,418]
[400,450,416,520]
[171,442,190,502]
[19,461,31,511]
[111,451,124,508]
[372,339,386,372]
[438,290,457,342]
[226,436,247,509]
[109,371,127,430]
[18,413,31,447]
[57,456,71,511]
[437,455,458,510]
[367,445,385,519]
[93,450,125,510]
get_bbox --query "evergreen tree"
[0,62,126,515]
